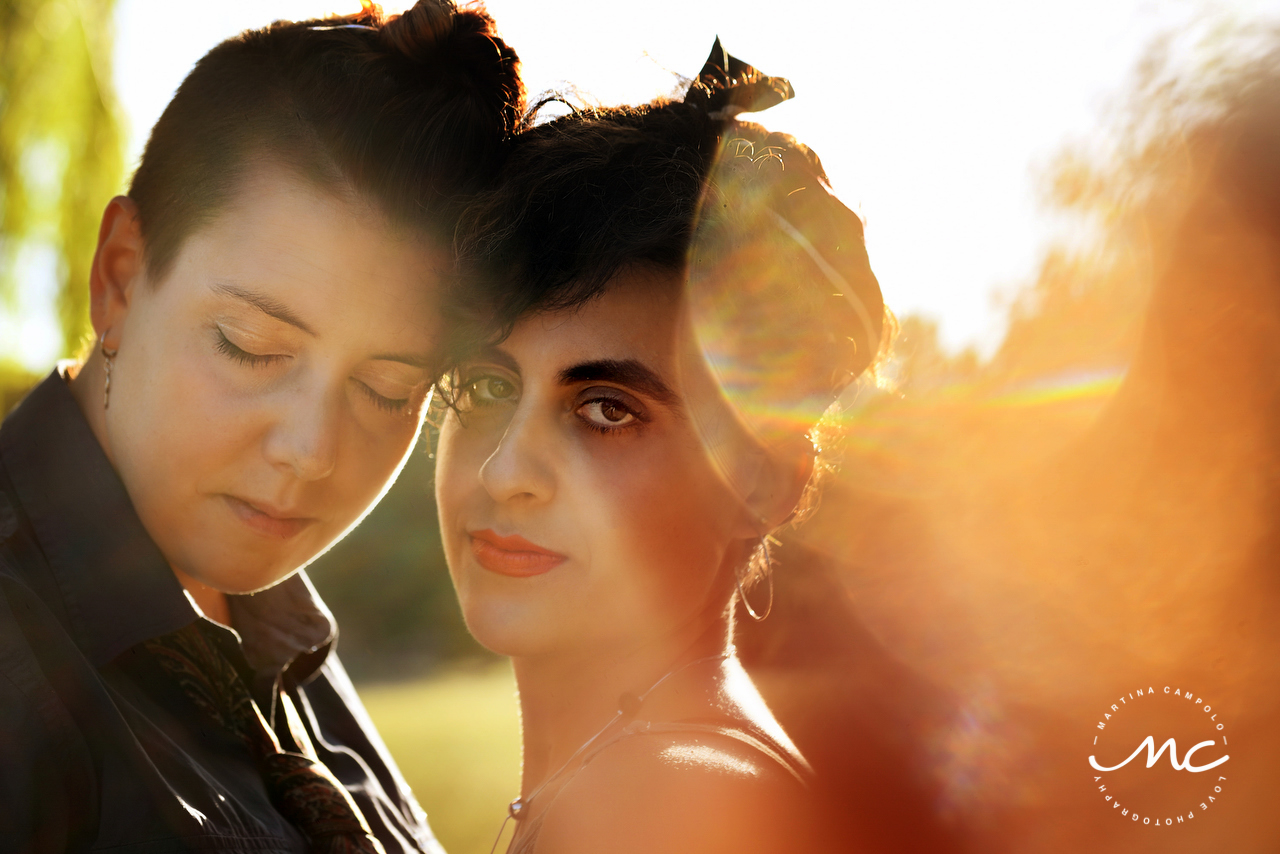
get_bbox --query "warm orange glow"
[732,31,1280,850]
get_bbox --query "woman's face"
[435,270,759,659]
[103,168,441,594]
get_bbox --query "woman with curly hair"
[436,43,887,853]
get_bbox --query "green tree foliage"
[1,0,122,400]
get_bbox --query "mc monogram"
[1086,684,1232,827]
[1089,736,1229,773]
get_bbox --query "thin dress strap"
[506,719,811,854]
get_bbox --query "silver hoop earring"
[735,535,775,622]
[101,340,118,410]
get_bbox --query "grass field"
[359,664,523,854]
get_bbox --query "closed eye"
[355,380,412,414]
[215,327,287,368]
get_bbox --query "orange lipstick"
[468,529,566,577]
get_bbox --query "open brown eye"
[599,401,629,422]
[577,397,639,430]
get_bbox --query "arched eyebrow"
[212,282,315,335]
[558,359,679,406]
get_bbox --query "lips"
[223,495,314,540]
[468,529,566,577]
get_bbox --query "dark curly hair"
[447,61,891,588]
[451,92,887,403]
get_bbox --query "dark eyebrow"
[558,359,679,407]
[212,283,315,336]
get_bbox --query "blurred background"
[4,1,1280,852]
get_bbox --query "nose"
[263,383,341,481]
[478,403,556,505]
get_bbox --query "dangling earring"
[101,340,118,410]
[735,534,775,622]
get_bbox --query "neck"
[173,565,233,626]
[67,353,232,627]
[512,610,732,796]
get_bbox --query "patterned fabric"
[144,621,386,854]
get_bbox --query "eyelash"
[217,327,410,414]
[575,393,647,436]
[357,381,411,414]
[455,371,647,436]
[215,328,285,368]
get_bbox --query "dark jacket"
[0,370,441,853]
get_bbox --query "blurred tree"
[988,22,1280,389]
[1,0,122,398]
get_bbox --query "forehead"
[161,167,444,339]
[504,269,685,369]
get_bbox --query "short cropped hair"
[129,0,525,282]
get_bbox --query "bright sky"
[10,0,1274,371]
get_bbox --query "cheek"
[433,415,513,643]
[575,437,735,628]
[112,313,251,493]
[103,302,272,576]
[434,416,486,552]
[332,402,422,488]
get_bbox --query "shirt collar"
[230,571,336,683]
[0,369,335,680]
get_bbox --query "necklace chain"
[488,648,731,854]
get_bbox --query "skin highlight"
[71,166,443,624]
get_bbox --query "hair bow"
[684,37,795,120]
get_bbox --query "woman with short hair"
[0,2,522,850]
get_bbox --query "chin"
[458,594,566,659]
[190,549,305,595]
[206,569,296,596]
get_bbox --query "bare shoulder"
[533,727,818,854]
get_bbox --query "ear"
[735,437,817,536]
[89,196,145,350]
